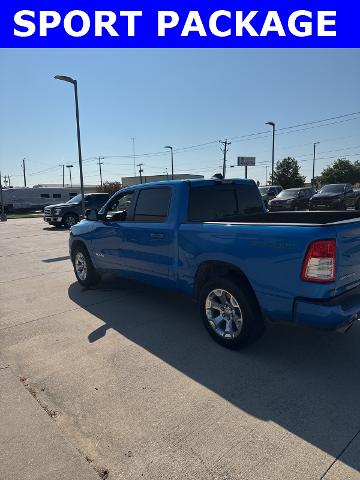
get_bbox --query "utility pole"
[131,138,136,177]
[97,156,104,187]
[137,163,144,184]
[312,142,320,187]
[22,158,27,187]
[220,139,231,179]
[0,171,6,221]
[59,164,65,187]
[265,166,268,185]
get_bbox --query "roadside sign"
[238,156,256,166]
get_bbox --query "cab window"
[133,188,171,223]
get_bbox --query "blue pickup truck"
[69,178,360,349]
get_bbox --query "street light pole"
[66,165,73,187]
[266,122,275,185]
[0,171,7,221]
[59,164,65,188]
[55,75,86,218]
[164,146,174,180]
[312,142,320,186]
[22,158,27,187]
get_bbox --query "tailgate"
[336,220,360,294]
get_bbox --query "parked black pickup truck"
[309,184,360,211]
[269,187,316,211]
[44,193,110,228]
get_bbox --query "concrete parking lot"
[1,217,360,480]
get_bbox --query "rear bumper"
[294,284,360,330]
[310,204,342,210]
[269,205,294,211]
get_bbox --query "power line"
[82,111,360,161]
[5,110,360,182]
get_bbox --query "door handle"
[150,233,164,240]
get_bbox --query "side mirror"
[106,210,127,222]
[85,209,98,221]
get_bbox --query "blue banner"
[0,0,358,48]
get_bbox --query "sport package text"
[14,9,336,38]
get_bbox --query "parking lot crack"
[0,297,117,331]
[319,427,360,479]
[0,269,73,284]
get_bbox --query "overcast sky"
[0,48,359,186]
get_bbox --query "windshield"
[320,184,345,194]
[258,187,270,195]
[276,189,299,199]
[67,194,83,204]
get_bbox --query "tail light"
[301,239,336,283]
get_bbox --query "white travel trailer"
[0,186,98,212]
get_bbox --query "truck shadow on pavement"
[68,276,360,472]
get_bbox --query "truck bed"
[210,211,360,225]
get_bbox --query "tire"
[63,213,79,229]
[72,244,100,287]
[199,276,265,349]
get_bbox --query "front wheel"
[72,245,100,287]
[199,277,264,349]
[63,213,79,229]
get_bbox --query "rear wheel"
[72,244,100,287]
[63,213,79,229]
[199,277,264,349]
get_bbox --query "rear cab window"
[188,184,264,222]
[134,187,171,223]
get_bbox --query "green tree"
[318,158,360,186]
[96,181,122,195]
[271,157,305,189]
